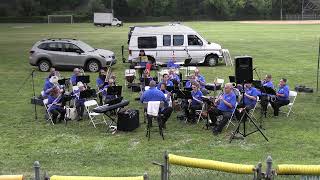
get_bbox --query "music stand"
[76,75,90,84]
[229,76,235,83]
[176,90,192,99]
[107,86,122,97]
[166,86,174,92]
[58,78,70,86]
[140,77,152,86]
[80,89,97,99]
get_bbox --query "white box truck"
[94,12,122,27]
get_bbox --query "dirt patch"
[240,20,320,24]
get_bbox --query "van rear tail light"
[129,50,132,55]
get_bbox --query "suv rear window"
[173,35,184,46]
[38,43,49,50]
[138,36,157,49]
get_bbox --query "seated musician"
[185,75,196,88]
[96,69,106,105]
[157,73,173,89]
[140,80,173,127]
[270,78,290,116]
[102,78,117,104]
[73,82,86,121]
[262,74,274,88]
[235,81,259,120]
[160,83,172,106]
[43,76,62,98]
[47,86,66,123]
[183,82,203,123]
[168,69,180,84]
[167,56,180,69]
[70,68,81,86]
[208,83,237,135]
[194,68,208,95]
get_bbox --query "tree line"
[0,0,303,20]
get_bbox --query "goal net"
[48,15,73,24]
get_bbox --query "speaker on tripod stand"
[230,56,269,142]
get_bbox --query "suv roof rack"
[42,38,77,41]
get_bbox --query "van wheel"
[86,59,100,72]
[38,59,51,72]
[205,55,218,67]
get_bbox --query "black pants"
[270,99,290,116]
[75,101,85,118]
[208,108,232,133]
[184,103,202,122]
[50,108,66,123]
[159,107,173,125]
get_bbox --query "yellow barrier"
[168,154,255,174]
[0,175,24,180]
[277,164,320,175]
[50,175,144,180]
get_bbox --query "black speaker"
[235,56,253,84]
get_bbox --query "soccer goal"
[48,15,73,24]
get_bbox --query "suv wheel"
[205,55,218,67]
[38,59,51,72]
[86,60,100,72]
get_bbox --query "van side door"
[157,35,173,64]
[172,35,187,64]
[187,35,205,64]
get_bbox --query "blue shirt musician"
[194,68,208,95]
[73,82,86,121]
[96,69,106,105]
[208,83,237,135]
[141,80,173,127]
[157,74,174,89]
[43,76,62,97]
[70,68,81,86]
[47,86,66,124]
[182,82,203,123]
[270,78,290,116]
[168,69,180,84]
[262,74,274,89]
[101,78,118,104]
[167,58,180,69]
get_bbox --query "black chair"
[143,102,165,140]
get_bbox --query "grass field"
[0,22,320,179]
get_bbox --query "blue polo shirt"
[196,75,206,88]
[169,74,180,83]
[277,85,290,101]
[47,95,62,112]
[167,59,180,68]
[43,80,54,95]
[157,80,173,89]
[185,81,192,88]
[191,90,203,106]
[141,87,168,107]
[70,74,77,86]
[244,87,258,107]
[263,81,274,89]
[217,92,236,112]
[96,77,104,90]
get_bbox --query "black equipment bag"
[117,109,140,131]
[131,83,141,92]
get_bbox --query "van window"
[173,35,184,46]
[138,36,157,49]
[188,35,203,46]
[163,35,171,46]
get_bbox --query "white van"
[127,24,223,66]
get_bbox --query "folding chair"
[43,99,54,125]
[144,101,165,140]
[249,96,260,117]
[215,78,225,88]
[225,102,238,130]
[195,101,206,124]
[281,90,298,117]
[84,100,108,128]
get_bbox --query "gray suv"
[29,38,116,72]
